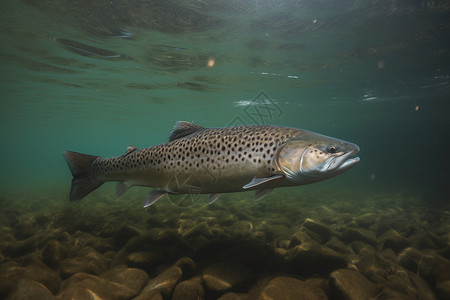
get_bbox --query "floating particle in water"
[207,58,215,68]
[415,105,419,111]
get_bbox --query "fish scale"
[97,125,297,178]
[64,121,360,207]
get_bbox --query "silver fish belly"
[64,121,360,207]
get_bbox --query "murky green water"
[1,1,449,299]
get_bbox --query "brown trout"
[64,121,360,207]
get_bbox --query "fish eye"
[327,145,338,153]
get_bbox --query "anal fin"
[143,190,167,208]
[207,193,221,204]
[254,189,273,201]
[243,174,284,189]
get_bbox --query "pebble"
[217,292,250,300]
[40,240,66,269]
[100,265,149,294]
[6,278,56,300]
[356,244,395,282]
[57,272,137,300]
[379,229,410,254]
[174,257,196,279]
[126,251,160,270]
[171,277,204,300]
[182,222,215,239]
[202,262,252,292]
[330,269,376,300]
[340,227,377,247]
[287,241,348,276]
[0,262,61,295]
[301,218,331,244]
[258,276,327,300]
[137,266,182,298]
[1,189,448,300]
[353,212,377,227]
[60,247,110,278]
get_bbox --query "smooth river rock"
[135,266,182,299]
[171,277,204,300]
[258,276,327,300]
[6,278,57,300]
[329,269,376,300]
[202,262,253,293]
[287,241,348,276]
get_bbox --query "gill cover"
[276,139,307,182]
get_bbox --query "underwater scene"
[1,0,449,299]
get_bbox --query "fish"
[63,121,360,207]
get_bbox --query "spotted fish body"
[64,122,360,207]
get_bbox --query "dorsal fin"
[168,121,204,141]
[124,145,139,156]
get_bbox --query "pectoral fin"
[254,189,273,201]
[143,190,167,208]
[243,174,284,189]
[207,193,221,204]
[116,182,131,197]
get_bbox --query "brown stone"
[330,269,376,300]
[0,262,61,295]
[340,227,377,247]
[60,247,110,279]
[202,262,252,292]
[6,278,56,300]
[287,241,348,276]
[174,257,196,279]
[356,244,395,283]
[353,212,377,227]
[436,280,450,300]
[379,229,410,254]
[171,277,204,300]
[100,265,149,294]
[41,240,66,269]
[217,292,250,300]
[57,272,137,300]
[300,218,331,244]
[258,276,327,300]
[137,266,182,299]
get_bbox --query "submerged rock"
[171,277,204,300]
[353,212,377,227]
[287,241,348,276]
[356,244,395,283]
[258,276,327,300]
[57,272,138,300]
[340,227,377,247]
[174,257,196,279]
[329,269,376,300]
[41,240,67,269]
[0,262,61,295]
[60,247,110,278]
[202,262,252,293]
[5,278,56,300]
[217,292,250,300]
[126,251,160,271]
[137,266,182,299]
[300,218,332,244]
[379,229,410,254]
[100,265,149,294]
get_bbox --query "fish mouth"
[325,146,360,173]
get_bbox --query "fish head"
[276,131,360,183]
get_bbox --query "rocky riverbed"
[0,186,449,300]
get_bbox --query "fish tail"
[63,151,104,201]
